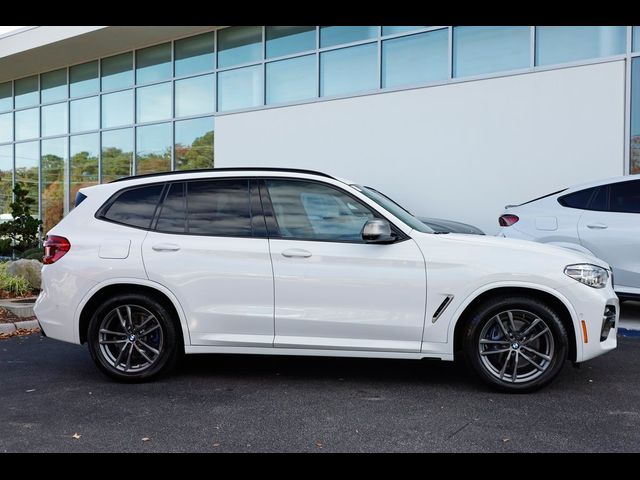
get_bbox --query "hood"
[418,217,484,235]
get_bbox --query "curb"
[0,319,39,334]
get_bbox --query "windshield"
[351,185,434,233]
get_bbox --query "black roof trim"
[109,167,335,183]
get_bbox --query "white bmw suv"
[35,168,618,392]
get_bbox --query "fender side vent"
[432,295,454,323]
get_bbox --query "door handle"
[586,223,608,230]
[281,248,312,258]
[152,243,181,252]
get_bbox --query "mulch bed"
[0,327,40,340]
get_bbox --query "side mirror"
[361,219,395,243]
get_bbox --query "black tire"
[462,295,568,393]
[87,293,181,382]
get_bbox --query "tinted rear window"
[610,180,640,213]
[186,179,251,236]
[558,187,596,209]
[156,182,186,233]
[102,184,164,229]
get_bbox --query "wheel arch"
[450,285,580,362]
[75,278,190,347]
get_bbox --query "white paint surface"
[217,61,626,234]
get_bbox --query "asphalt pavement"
[1,332,640,452]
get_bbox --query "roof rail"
[109,167,335,183]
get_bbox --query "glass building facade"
[0,25,639,233]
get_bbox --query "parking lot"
[1,308,640,453]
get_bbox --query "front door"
[262,178,426,352]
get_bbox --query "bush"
[0,183,42,254]
[0,263,32,297]
[0,238,11,256]
[20,247,44,260]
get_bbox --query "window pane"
[382,29,448,88]
[41,137,67,232]
[0,144,12,216]
[634,27,640,52]
[136,82,172,123]
[559,188,596,209]
[14,76,38,108]
[266,179,374,241]
[15,108,39,141]
[70,96,99,133]
[0,113,12,143]
[320,26,377,48]
[41,69,67,103]
[175,74,215,117]
[0,82,11,111]
[175,32,215,76]
[218,26,262,68]
[136,122,172,175]
[102,89,133,128]
[320,43,378,97]
[610,180,640,213]
[266,55,316,104]
[632,58,640,174]
[41,102,68,137]
[156,182,186,233]
[101,52,133,91]
[382,26,428,36]
[266,26,315,58]
[70,133,99,208]
[136,43,172,84]
[217,65,262,112]
[589,187,608,211]
[70,61,99,97]
[175,116,214,170]
[454,26,530,77]
[186,179,251,236]
[102,128,133,183]
[14,141,39,212]
[536,26,626,66]
[103,184,164,229]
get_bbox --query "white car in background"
[498,175,640,301]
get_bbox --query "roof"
[109,167,337,183]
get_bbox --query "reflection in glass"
[186,180,251,236]
[156,182,186,233]
[70,133,99,209]
[175,32,215,76]
[383,26,427,36]
[454,26,530,77]
[266,26,315,58]
[631,58,640,174]
[41,102,68,137]
[0,113,12,143]
[136,123,172,175]
[218,26,262,68]
[15,108,39,141]
[14,141,39,213]
[136,43,172,84]
[136,82,172,123]
[320,43,378,97]
[175,74,215,117]
[266,55,316,104]
[175,117,214,170]
[70,61,99,97]
[634,27,640,53]
[102,90,133,128]
[383,29,448,88]
[41,137,67,232]
[41,69,67,103]
[217,65,262,111]
[320,26,377,48]
[0,82,11,111]
[70,96,99,133]
[14,76,39,108]
[536,26,626,66]
[101,52,133,91]
[102,128,133,183]
[0,145,12,216]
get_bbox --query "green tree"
[0,182,42,254]
[176,131,214,170]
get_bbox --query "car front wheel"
[463,296,568,392]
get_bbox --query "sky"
[0,26,25,35]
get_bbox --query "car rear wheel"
[463,296,568,392]
[87,293,180,382]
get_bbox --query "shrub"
[0,263,32,297]
[0,183,42,254]
[20,247,44,260]
[0,238,11,256]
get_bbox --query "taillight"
[499,214,520,227]
[43,235,71,265]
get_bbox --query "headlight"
[564,264,609,289]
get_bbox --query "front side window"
[265,179,375,242]
[101,184,164,229]
[610,180,640,214]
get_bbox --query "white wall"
[217,61,626,234]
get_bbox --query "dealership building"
[0,25,638,234]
